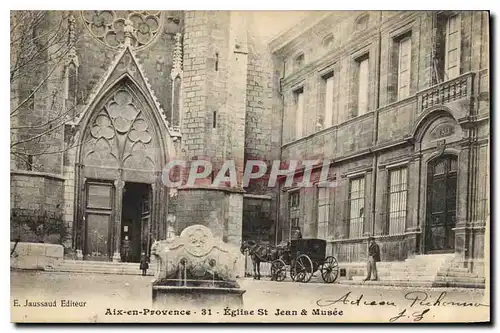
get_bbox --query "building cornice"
[269,12,333,55]
[243,194,273,200]
[11,169,66,181]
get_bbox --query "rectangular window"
[357,57,369,116]
[397,37,411,100]
[317,187,330,239]
[323,73,334,127]
[445,14,461,80]
[348,177,365,238]
[387,168,408,235]
[288,190,300,228]
[294,89,304,138]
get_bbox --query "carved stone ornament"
[184,226,212,257]
[170,33,183,80]
[430,123,455,140]
[436,139,447,156]
[83,88,156,171]
[150,225,243,283]
[168,187,178,198]
[81,11,162,49]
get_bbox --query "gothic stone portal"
[75,85,167,261]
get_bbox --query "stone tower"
[173,11,250,246]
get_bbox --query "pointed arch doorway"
[425,154,458,253]
[75,80,167,262]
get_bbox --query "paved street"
[10,270,490,323]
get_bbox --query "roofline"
[268,11,333,55]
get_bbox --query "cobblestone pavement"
[10,270,490,323]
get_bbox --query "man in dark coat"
[139,252,149,276]
[364,236,380,281]
[121,236,131,262]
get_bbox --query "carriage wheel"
[289,263,296,281]
[321,256,339,283]
[292,254,313,283]
[271,259,287,282]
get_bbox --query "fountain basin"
[150,225,246,309]
[152,285,245,308]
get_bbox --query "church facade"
[10,11,279,262]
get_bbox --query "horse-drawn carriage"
[241,238,339,283]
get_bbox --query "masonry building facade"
[270,11,489,274]
[10,11,489,276]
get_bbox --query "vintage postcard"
[10,10,490,323]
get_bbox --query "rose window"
[82,10,162,50]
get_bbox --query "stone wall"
[10,11,66,174]
[10,242,64,270]
[10,171,66,244]
[11,171,65,219]
[175,189,243,246]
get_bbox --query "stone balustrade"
[417,72,475,112]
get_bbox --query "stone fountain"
[150,225,245,309]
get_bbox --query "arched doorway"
[425,154,458,253]
[75,80,168,262]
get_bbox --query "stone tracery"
[81,11,162,49]
[83,88,156,171]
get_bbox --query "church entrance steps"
[434,258,485,287]
[49,259,157,276]
[438,270,479,278]
[340,277,485,289]
[341,279,435,288]
[434,275,485,284]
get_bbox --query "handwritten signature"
[389,308,431,322]
[316,291,489,309]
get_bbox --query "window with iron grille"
[348,177,365,238]
[288,190,300,228]
[387,167,408,235]
[317,187,330,239]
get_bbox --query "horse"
[240,240,289,280]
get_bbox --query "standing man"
[121,235,131,262]
[364,236,380,281]
[139,252,149,276]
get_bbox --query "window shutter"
[324,75,334,127]
[397,37,411,100]
[357,58,369,115]
[445,14,461,79]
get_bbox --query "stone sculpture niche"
[150,225,245,308]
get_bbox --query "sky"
[249,11,312,43]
